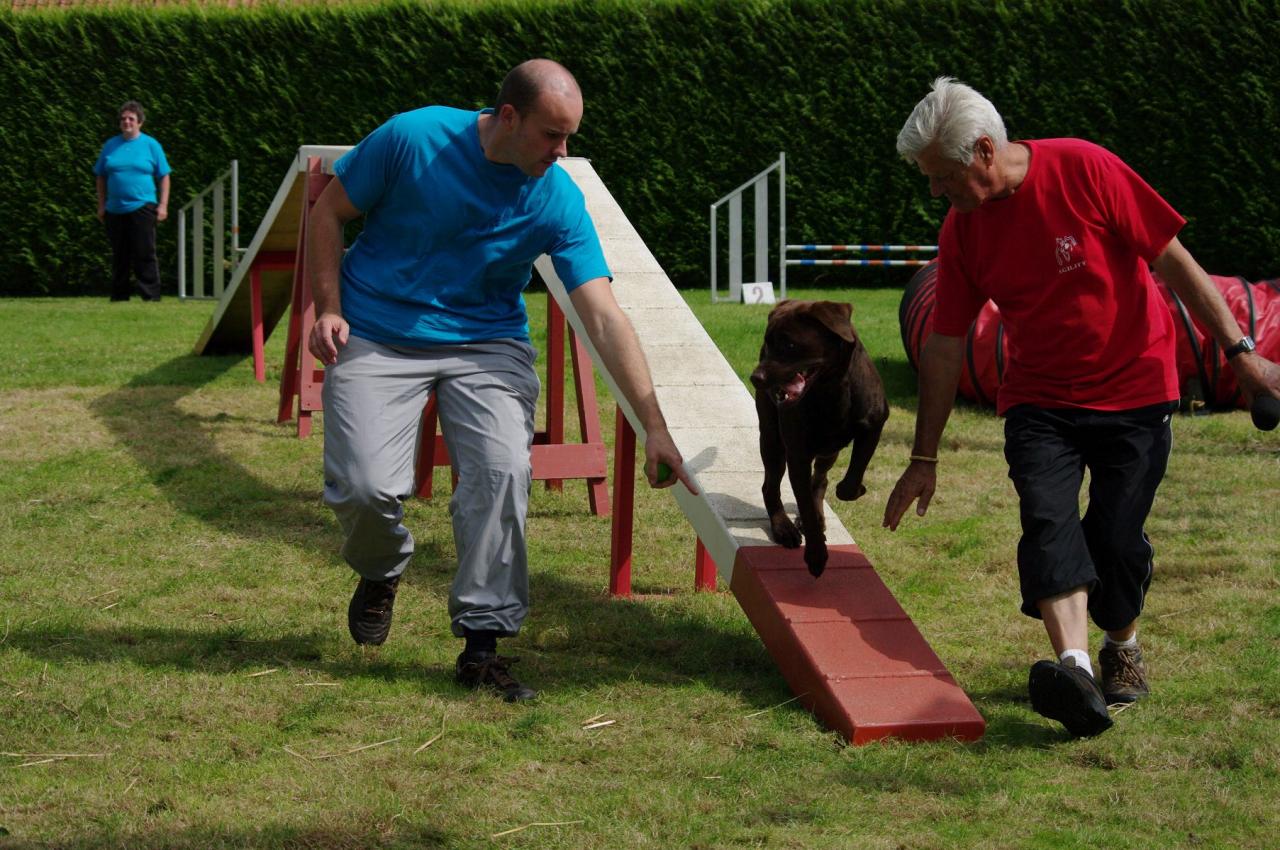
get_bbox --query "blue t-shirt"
[93,133,171,214]
[334,106,612,346]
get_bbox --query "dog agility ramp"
[541,158,984,744]
[193,146,352,356]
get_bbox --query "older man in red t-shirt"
[883,77,1280,738]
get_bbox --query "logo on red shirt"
[1055,235,1085,273]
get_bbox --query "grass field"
[1,288,1277,849]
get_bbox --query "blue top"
[93,133,171,214]
[334,106,611,346]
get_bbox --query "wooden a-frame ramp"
[195,150,984,745]
[193,145,352,363]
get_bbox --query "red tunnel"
[899,260,1280,411]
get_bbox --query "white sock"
[1104,633,1138,649]
[1059,649,1094,676]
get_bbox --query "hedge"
[3,0,1279,296]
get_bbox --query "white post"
[193,195,205,299]
[753,175,768,286]
[213,182,225,299]
[177,208,187,299]
[709,204,718,303]
[728,193,742,302]
[779,152,786,299]
[231,159,240,256]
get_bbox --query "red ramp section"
[730,544,985,744]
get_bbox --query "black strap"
[1165,282,1213,408]
[965,320,991,407]
[995,320,1006,384]
[1224,276,1258,408]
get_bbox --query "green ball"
[656,462,673,483]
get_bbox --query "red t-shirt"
[934,138,1185,414]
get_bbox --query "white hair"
[896,76,1008,164]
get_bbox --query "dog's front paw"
[804,541,828,577]
[769,513,802,548]
[835,480,866,501]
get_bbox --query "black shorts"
[1003,401,1175,630]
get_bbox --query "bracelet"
[909,454,939,464]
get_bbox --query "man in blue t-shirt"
[93,100,171,301]
[307,59,693,701]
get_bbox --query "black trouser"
[1003,401,1176,631]
[104,204,161,300]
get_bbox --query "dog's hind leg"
[835,418,885,502]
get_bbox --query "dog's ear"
[809,301,856,343]
[766,299,800,326]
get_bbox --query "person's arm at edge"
[568,278,697,494]
[1153,236,1280,404]
[156,174,170,222]
[882,332,965,530]
[96,176,106,221]
[307,177,362,364]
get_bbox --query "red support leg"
[250,267,266,383]
[276,247,306,424]
[570,327,610,516]
[413,395,453,499]
[414,396,440,500]
[545,296,566,492]
[294,260,316,439]
[695,538,717,591]
[609,407,636,597]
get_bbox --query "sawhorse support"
[609,410,717,596]
[413,295,610,515]
[276,156,330,438]
[249,251,297,383]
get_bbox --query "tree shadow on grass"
[0,822,456,850]
[87,354,341,553]
[5,567,777,706]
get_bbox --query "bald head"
[495,59,581,116]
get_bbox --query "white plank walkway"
[539,157,854,582]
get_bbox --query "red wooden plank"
[730,544,985,744]
[530,443,608,480]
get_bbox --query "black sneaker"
[455,651,537,703]
[1028,658,1113,738]
[347,575,400,646]
[1099,642,1150,704]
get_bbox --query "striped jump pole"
[788,258,935,267]
[784,242,938,269]
[788,244,938,252]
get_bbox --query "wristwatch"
[1224,335,1256,360]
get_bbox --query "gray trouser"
[321,334,539,637]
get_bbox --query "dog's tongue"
[781,373,807,402]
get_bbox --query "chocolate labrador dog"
[750,300,889,577]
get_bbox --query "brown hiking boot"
[455,652,537,703]
[347,575,401,646]
[1099,642,1150,705]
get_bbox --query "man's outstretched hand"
[882,463,937,531]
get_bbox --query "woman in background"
[94,100,171,301]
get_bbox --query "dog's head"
[750,299,858,406]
